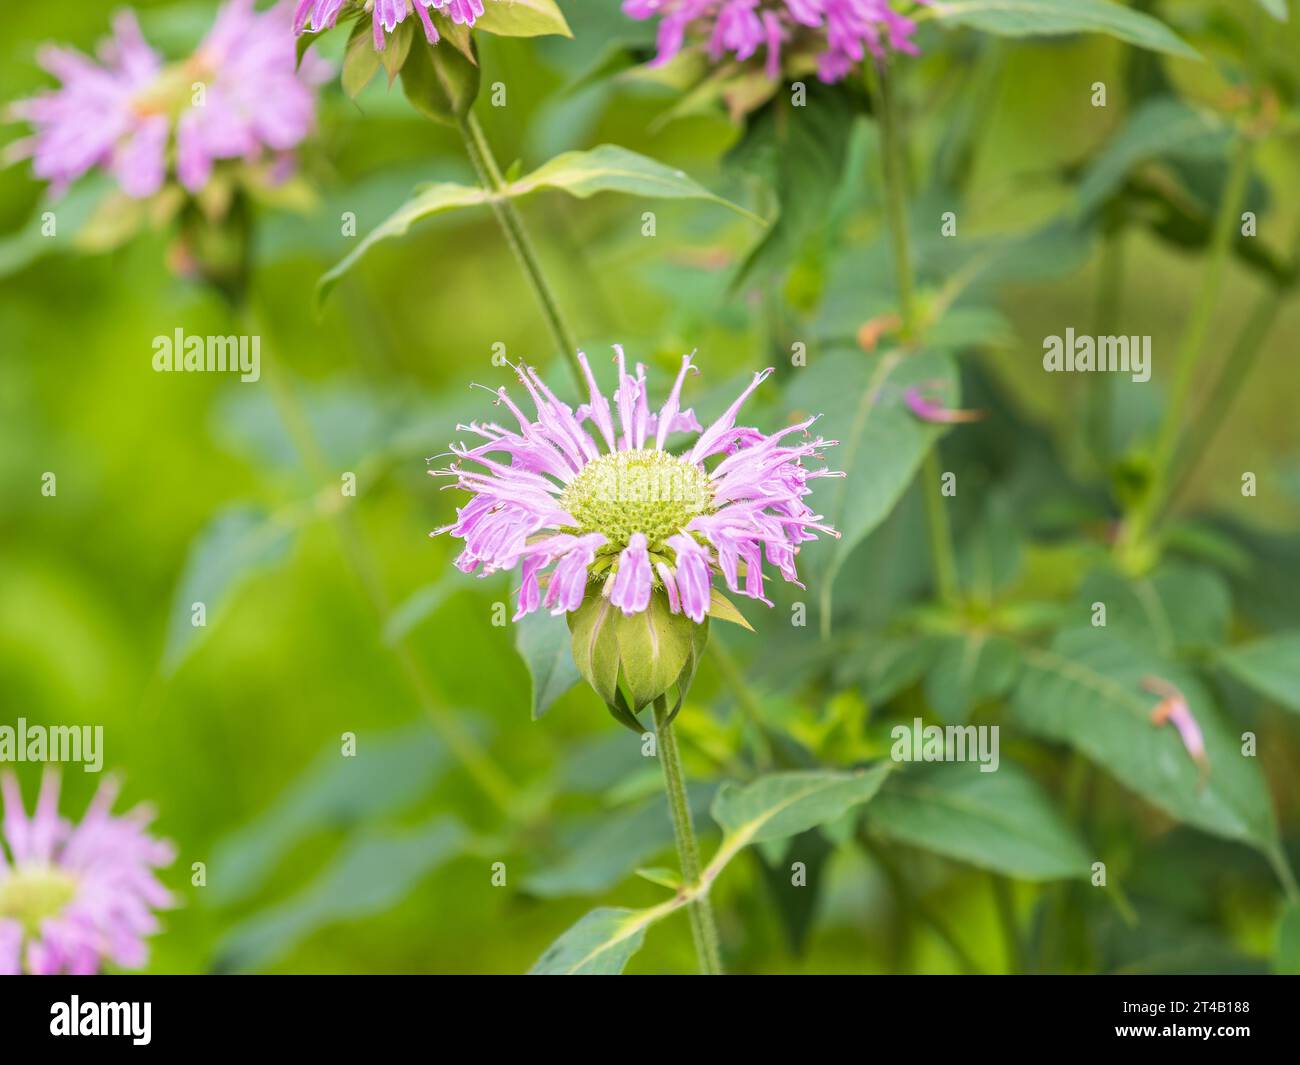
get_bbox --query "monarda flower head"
[293,0,486,51]
[8,1,329,200]
[624,0,927,83]
[0,770,175,975]
[434,348,839,727]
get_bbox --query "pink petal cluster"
[294,0,486,51]
[433,349,840,623]
[178,0,333,194]
[0,770,175,976]
[10,1,330,199]
[623,0,926,83]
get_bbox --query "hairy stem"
[653,697,724,975]
[456,110,582,388]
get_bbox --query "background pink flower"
[0,769,175,975]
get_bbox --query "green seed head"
[560,449,714,549]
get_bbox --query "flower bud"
[567,586,708,731]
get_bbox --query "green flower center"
[560,449,713,550]
[0,865,78,937]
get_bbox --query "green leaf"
[926,0,1200,59]
[712,765,892,846]
[1218,631,1300,715]
[1256,0,1288,21]
[726,84,857,288]
[0,176,115,278]
[1075,561,1232,654]
[474,0,572,38]
[523,785,715,897]
[866,762,1091,880]
[163,505,299,674]
[1011,629,1278,852]
[923,632,1021,724]
[784,348,959,614]
[214,815,465,972]
[528,907,650,975]
[400,34,480,125]
[317,182,489,304]
[341,18,382,98]
[379,19,415,87]
[383,576,460,644]
[1077,98,1230,215]
[317,145,756,304]
[708,588,754,631]
[515,609,581,719]
[208,724,452,906]
[1277,900,1300,975]
[508,144,760,220]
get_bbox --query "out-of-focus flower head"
[293,0,486,51]
[623,0,928,84]
[8,1,331,200]
[0,769,175,975]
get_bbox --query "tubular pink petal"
[609,532,653,615]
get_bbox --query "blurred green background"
[2,1,1299,974]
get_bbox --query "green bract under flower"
[559,448,714,551]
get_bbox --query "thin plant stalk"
[1129,138,1253,544]
[653,696,724,975]
[1166,216,1300,509]
[991,875,1023,974]
[456,110,583,389]
[867,59,959,604]
[234,287,516,816]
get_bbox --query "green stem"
[1133,138,1253,539]
[920,450,958,603]
[991,875,1023,974]
[867,61,917,338]
[861,833,984,974]
[1267,844,1300,904]
[653,697,724,975]
[1166,216,1300,509]
[868,60,958,603]
[456,110,582,389]
[246,302,516,816]
[1087,229,1125,468]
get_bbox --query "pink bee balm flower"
[176,0,333,194]
[293,0,486,51]
[623,0,927,84]
[7,11,167,198]
[433,349,840,625]
[9,2,329,200]
[0,770,175,975]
